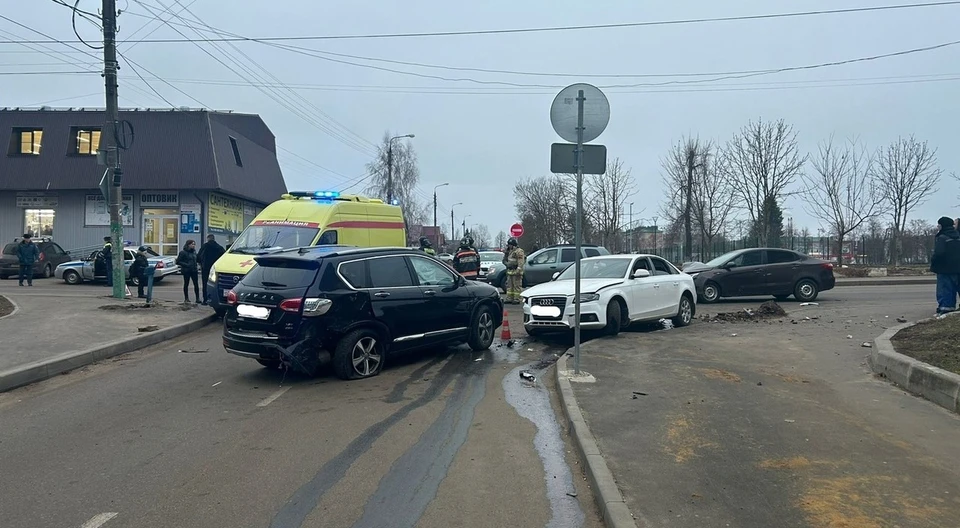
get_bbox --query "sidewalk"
[0,279,213,391]
[835,275,934,286]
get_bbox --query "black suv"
[222,247,503,380]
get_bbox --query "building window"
[24,209,55,237]
[13,129,43,155]
[74,128,101,155]
[229,136,243,167]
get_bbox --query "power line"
[29,1,959,43]
[119,51,174,106]
[0,70,97,75]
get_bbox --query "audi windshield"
[556,258,631,280]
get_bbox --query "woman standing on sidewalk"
[176,240,201,304]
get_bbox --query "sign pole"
[574,89,584,375]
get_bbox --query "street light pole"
[628,202,634,253]
[451,202,462,244]
[462,215,472,239]
[386,133,414,204]
[652,216,658,255]
[433,183,449,249]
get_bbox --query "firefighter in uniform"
[418,236,436,256]
[453,236,480,280]
[502,238,526,304]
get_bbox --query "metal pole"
[102,0,124,299]
[386,144,393,204]
[433,190,438,248]
[628,203,633,253]
[574,89,584,375]
[451,209,455,242]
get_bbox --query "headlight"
[520,295,528,304]
[573,293,600,303]
[208,269,217,282]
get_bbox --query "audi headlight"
[208,269,217,282]
[573,293,600,304]
[520,295,528,304]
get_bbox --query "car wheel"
[63,270,81,285]
[42,264,52,278]
[794,279,819,302]
[468,305,496,351]
[774,295,790,302]
[672,293,694,327]
[256,359,281,369]
[700,281,720,303]
[333,329,384,380]
[130,276,140,286]
[603,301,622,336]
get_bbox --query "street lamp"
[451,202,463,245]
[462,214,473,239]
[652,216,658,255]
[433,183,449,249]
[387,133,415,204]
[628,202,634,253]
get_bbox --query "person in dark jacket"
[453,236,480,280]
[130,246,150,298]
[176,239,201,304]
[197,234,225,305]
[16,233,40,286]
[101,236,114,287]
[930,216,960,314]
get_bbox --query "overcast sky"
[3,0,959,239]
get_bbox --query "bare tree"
[719,118,806,247]
[660,137,710,260]
[801,136,883,265]
[873,136,942,265]
[691,148,736,257]
[585,158,635,252]
[514,175,574,251]
[473,224,491,249]
[495,230,507,249]
[364,131,423,228]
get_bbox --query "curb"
[835,278,936,287]
[0,294,20,321]
[0,312,216,393]
[555,352,640,528]
[869,312,960,414]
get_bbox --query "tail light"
[155,261,164,269]
[821,262,834,270]
[226,290,238,305]
[38,253,45,261]
[279,297,332,316]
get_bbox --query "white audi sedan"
[520,254,696,337]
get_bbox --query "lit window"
[18,129,42,155]
[75,129,101,155]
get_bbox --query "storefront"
[140,191,181,256]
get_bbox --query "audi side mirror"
[552,272,560,280]
[633,269,651,279]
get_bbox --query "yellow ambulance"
[207,191,406,314]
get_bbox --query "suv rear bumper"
[223,330,285,361]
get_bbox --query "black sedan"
[222,247,503,380]
[683,248,836,303]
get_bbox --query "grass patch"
[891,316,960,375]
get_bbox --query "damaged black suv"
[222,247,503,380]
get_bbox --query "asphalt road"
[571,284,960,527]
[0,311,602,528]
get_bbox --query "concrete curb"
[869,312,960,414]
[835,277,935,287]
[0,294,21,321]
[555,352,639,528]
[0,312,216,393]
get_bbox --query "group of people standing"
[175,235,225,304]
[414,235,527,304]
[932,216,960,315]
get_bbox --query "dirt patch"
[891,316,960,375]
[0,295,14,317]
[699,368,742,383]
[759,456,812,470]
[700,301,788,323]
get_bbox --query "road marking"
[80,512,118,528]
[256,386,290,407]
[212,381,222,387]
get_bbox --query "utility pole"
[102,0,124,299]
[451,202,462,244]
[433,183,448,249]
[628,202,634,253]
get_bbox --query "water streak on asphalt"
[352,358,489,528]
[503,364,585,528]
[269,354,465,528]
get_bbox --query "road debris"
[178,348,208,353]
[799,302,819,306]
[138,325,159,332]
[862,342,873,348]
[474,357,483,362]
[896,317,908,323]
[730,333,738,337]
[784,419,796,423]
[847,335,853,339]
[566,491,578,498]
[660,318,674,330]
[520,370,536,382]
[702,301,787,323]
[756,381,763,386]
[632,391,648,396]
[212,381,222,387]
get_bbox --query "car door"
[626,257,658,321]
[763,250,801,295]
[650,256,681,316]
[408,254,473,344]
[50,243,69,268]
[356,255,429,350]
[719,249,766,297]
[525,248,559,285]
[90,250,105,279]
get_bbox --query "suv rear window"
[2,244,16,255]
[242,259,319,289]
[585,248,600,257]
[338,256,415,289]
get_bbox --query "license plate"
[237,304,270,320]
[531,305,562,318]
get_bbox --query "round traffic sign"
[509,223,524,238]
[549,83,610,144]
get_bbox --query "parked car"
[0,237,72,280]
[486,244,610,290]
[682,248,836,303]
[521,254,696,337]
[222,247,504,380]
[55,246,179,285]
[477,251,504,282]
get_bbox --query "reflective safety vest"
[454,248,480,278]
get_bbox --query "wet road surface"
[0,311,602,528]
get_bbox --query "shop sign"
[208,192,244,235]
[16,192,58,208]
[140,191,179,207]
[85,194,133,226]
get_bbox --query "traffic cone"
[501,309,512,341]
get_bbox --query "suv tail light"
[279,297,332,316]
[226,290,238,305]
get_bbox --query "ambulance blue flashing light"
[313,191,340,199]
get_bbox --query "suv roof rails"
[546,243,601,248]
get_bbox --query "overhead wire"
[119,51,174,106]
[71,0,103,50]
